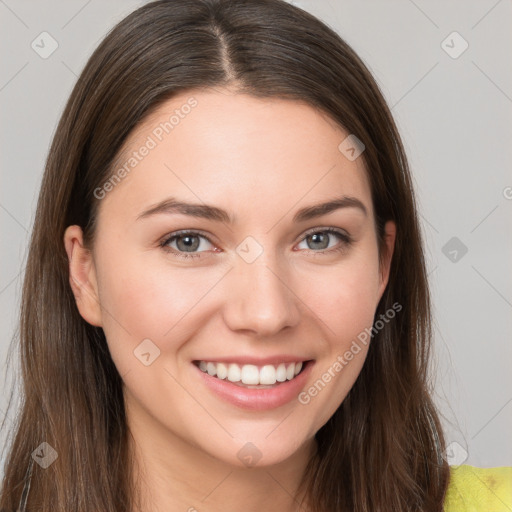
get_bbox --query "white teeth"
[216,362,228,380]
[241,365,259,385]
[259,365,276,385]
[276,363,287,382]
[206,362,216,376]
[196,360,305,385]
[227,363,241,383]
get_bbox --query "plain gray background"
[1,0,511,480]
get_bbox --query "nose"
[222,250,301,337]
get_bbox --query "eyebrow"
[136,195,368,224]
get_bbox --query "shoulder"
[444,464,512,512]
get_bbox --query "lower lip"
[193,361,315,411]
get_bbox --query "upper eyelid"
[300,226,349,239]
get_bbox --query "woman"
[1,0,510,510]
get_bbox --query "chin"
[206,431,312,470]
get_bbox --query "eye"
[295,228,352,255]
[160,227,352,260]
[160,230,216,259]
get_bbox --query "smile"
[195,360,304,386]
[192,359,315,410]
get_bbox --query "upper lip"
[193,355,313,366]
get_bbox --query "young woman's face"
[65,88,395,468]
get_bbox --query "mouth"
[191,359,315,410]
[193,359,309,388]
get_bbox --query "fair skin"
[64,87,395,512]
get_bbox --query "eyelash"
[159,228,353,260]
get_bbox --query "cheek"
[95,249,227,360]
[296,246,381,342]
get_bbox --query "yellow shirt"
[444,464,512,511]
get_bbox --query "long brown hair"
[0,0,450,510]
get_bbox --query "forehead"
[100,88,373,222]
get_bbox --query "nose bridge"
[223,236,301,336]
